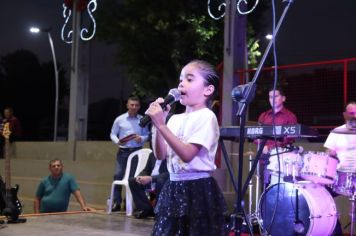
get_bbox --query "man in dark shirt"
[254,87,298,188]
[0,107,22,159]
[257,87,297,153]
[128,152,168,219]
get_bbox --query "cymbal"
[331,128,356,135]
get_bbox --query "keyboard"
[220,124,318,140]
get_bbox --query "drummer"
[255,86,298,188]
[324,101,356,236]
[324,101,356,172]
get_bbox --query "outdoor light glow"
[30,27,40,33]
[265,34,273,40]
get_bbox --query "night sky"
[0,0,355,140]
[1,0,356,90]
[0,1,68,64]
[0,0,128,104]
[271,0,356,64]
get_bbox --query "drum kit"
[247,141,356,236]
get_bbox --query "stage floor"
[1,209,353,235]
[0,211,154,236]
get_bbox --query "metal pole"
[68,1,81,142]
[47,32,59,141]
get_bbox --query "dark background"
[1,0,355,141]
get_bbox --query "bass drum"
[258,182,337,236]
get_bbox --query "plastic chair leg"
[107,183,116,214]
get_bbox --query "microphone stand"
[227,1,295,235]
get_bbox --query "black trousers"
[128,174,168,211]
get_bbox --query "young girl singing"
[146,60,227,235]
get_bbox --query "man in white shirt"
[324,101,356,235]
[110,97,149,211]
[324,101,356,172]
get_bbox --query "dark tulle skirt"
[151,177,227,236]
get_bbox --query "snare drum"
[267,148,303,177]
[300,151,338,185]
[259,182,337,236]
[333,171,356,196]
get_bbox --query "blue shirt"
[36,173,79,213]
[110,112,149,148]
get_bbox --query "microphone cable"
[264,0,280,234]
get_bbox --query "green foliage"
[247,25,261,67]
[96,0,263,99]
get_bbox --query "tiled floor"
[0,211,154,236]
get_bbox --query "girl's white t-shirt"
[166,108,219,181]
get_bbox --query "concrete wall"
[0,141,118,214]
[0,140,352,233]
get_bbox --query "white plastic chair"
[107,148,152,215]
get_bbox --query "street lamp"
[30,27,59,141]
[265,34,273,40]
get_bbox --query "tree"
[96,0,222,99]
[0,49,68,140]
[96,0,267,99]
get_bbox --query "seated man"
[128,152,168,219]
[34,159,95,213]
[324,101,356,236]
[254,86,298,188]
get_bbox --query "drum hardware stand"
[283,162,303,183]
[220,137,267,235]
[247,151,256,216]
[220,1,294,235]
[293,189,305,234]
[247,150,261,231]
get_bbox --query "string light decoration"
[61,0,97,43]
[207,0,259,20]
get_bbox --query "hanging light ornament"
[207,0,259,20]
[61,0,97,44]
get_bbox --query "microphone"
[286,145,304,154]
[139,88,181,127]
